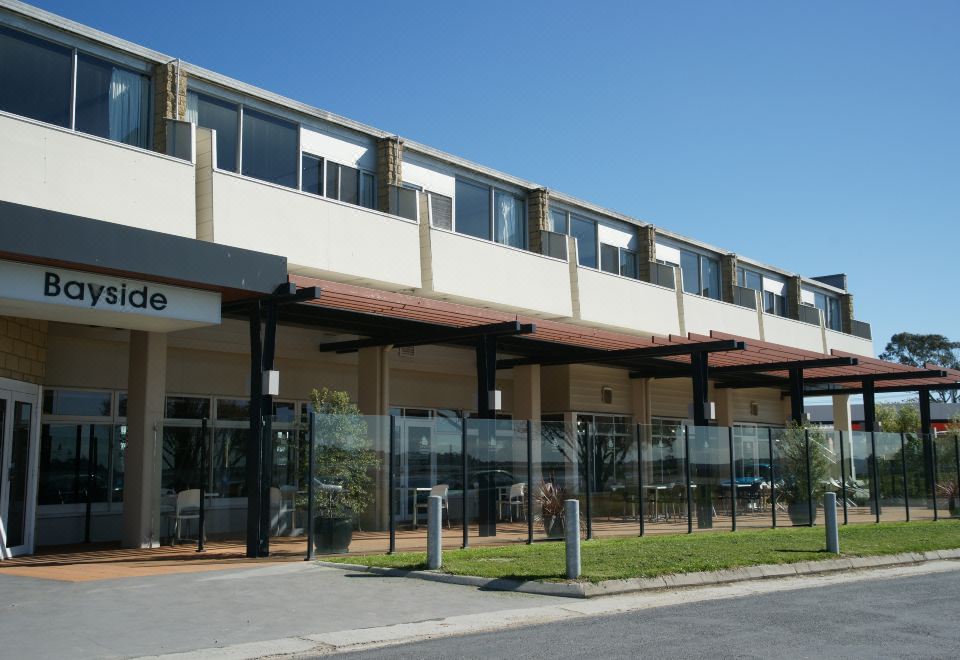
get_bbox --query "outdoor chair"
[270,486,295,536]
[497,483,527,522]
[173,489,204,544]
[414,484,450,529]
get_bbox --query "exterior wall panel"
[576,268,681,336]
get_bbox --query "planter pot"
[787,502,817,526]
[313,516,353,554]
[542,516,565,539]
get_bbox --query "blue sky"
[28,0,960,397]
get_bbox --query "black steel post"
[585,423,594,540]
[862,381,877,433]
[789,368,805,424]
[805,429,814,526]
[838,430,848,525]
[901,432,910,523]
[684,425,693,534]
[259,301,279,557]
[690,352,710,427]
[388,415,396,554]
[932,436,939,521]
[871,431,881,523]
[526,420,533,544]
[768,427,777,529]
[198,417,207,553]
[461,418,469,549]
[729,426,736,532]
[246,302,263,558]
[920,388,934,502]
[305,411,315,561]
[637,424,645,537]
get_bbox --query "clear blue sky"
[28,0,960,386]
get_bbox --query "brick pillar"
[527,188,549,254]
[840,293,855,334]
[786,275,803,320]
[720,254,737,304]
[152,61,187,155]
[0,317,48,385]
[376,137,403,214]
[638,225,657,283]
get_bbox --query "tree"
[879,333,960,403]
[874,402,920,433]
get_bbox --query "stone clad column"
[122,331,168,549]
[832,394,852,434]
[513,364,542,479]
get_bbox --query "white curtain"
[495,191,524,249]
[108,67,145,146]
[185,91,198,124]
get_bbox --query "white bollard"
[824,492,839,554]
[565,499,581,579]
[427,495,443,569]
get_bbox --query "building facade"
[1,1,913,558]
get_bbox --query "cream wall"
[0,112,196,238]
[575,269,681,336]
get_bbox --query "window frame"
[453,177,528,250]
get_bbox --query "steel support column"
[919,388,935,503]
[862,380,877,433]
[690,352,710,427]
[789,368,805,424]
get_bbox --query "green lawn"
[324,520,960,583]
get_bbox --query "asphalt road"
[330,569,960,659]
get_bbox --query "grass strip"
[324,520,960,583]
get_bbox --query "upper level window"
[548,209,568,234]
[764,291,787,317]
[429,191,453,230]
[241,107,298,188]
[454,179,526,249]
[301,154,323,195]
[0,26,150,149]
[600,243,640,279]
[736,266,762,291]
[187,92,239,172]
[680,250,720,300]
[814,291,842,331]
[298,153,376,209]
[570,216,597,268]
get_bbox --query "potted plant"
[533,481,569,538]
[776,421,832,525]
[938,479,959,518]
[302,388,380,554]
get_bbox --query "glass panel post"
[728,426,737,532]
[526,420,533,544]
[901,432,910,522]
[585,422,594,540]
[461,418,468,549]
[637,424,645,537]
[838,430,848,524]
[871,432,880,523]
[388,414,396,554]
[305,411,315,561]
[198,417,207,553]
[684,425,692,534]
[931,435,939,521]
[768,427,777,528]
[804,429,814,527]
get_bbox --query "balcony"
[0,111,196,238]
[577,268,680,336]
[683,294,762,340]
[850,319,872,340]
[206,170,422,291]
[732,285,759,310]
[763,313,826,353]
[798,304,822,326]
[424,228,573,318]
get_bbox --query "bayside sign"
[0,260,221,332]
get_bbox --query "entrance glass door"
[1,380,40,558]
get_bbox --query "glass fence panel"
[732,426,774,529]
[638,422,688,534]
[810,429,843,525]
[587,417,640,538]
[847,432,876,524]
[308,413,389,555]
[904,432,935,521]
[160,422,226,544]
[874,432,907,522]
[533,420,583,541]
[464,418,528,546]
[771,427,818,526]
[935,433,959,519]
[688,426,731,532]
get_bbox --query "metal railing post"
[871,431,880,524]
[526,420,533,545]
[198,417,207,553]
[388,415,396,554]
[684,425,693,534]
[838,430,848,525]
[637,424,645,537]
[305,411,315,561]
[768,427,776,529]
[805,429,814,526]
[585,423,594,540]
[729,426,737,532]
[901,432,910,522]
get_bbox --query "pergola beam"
[318,321,535,354]
[710,356,857,375]
[500,339,745,370]
[801,369,947,386]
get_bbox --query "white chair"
[414,484,450,529]
[498,483,527,522]
[270,486,295,536]
[173,489,204,544]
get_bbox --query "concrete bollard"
[824,492,839,554]
[565,499,581,579]
[427,495,443,569]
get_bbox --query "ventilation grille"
[397,346,416,359]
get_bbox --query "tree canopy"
[879,332,960,402]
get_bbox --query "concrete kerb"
[316,548,960,599]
